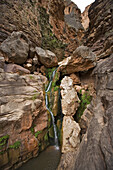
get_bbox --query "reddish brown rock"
[70,73,80,85]
[84,0,113,59]
[59,46,96,74]
[4,63,30,74]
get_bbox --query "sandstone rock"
[81,5,91,30]
[60,76,80,116]
[84,0,113,58]
[0,31,29,64]
[4,64,30,74]
[59,46,96,74]
[36,47,58,67]
[64,0,84,32]
[70,73,80,85]
[0,72,48,169]
[62,116,80,153]
[71,54,113,170]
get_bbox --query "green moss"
[76,92,92,121]
[29,75,33,79]
[0,151,5,155]
[44,133,48,141]
[46,67,56,80]
[35,131,42,138]
[38,6,66,58]
[9,141,21,149]
[0,135,9,147]
[32,93,39,101]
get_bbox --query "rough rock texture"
[62,116,80,153]
[81,5,91,30]
[60,76,80,153]
[0,31,29,64]
[84,0,113,59]
[0,60,49,169]
[59,46,96,75]
[0,0,83,61]
[73,54,113,170]
[64,0,84,32]
[36,47,58,67]
[4,64,30,74]
[60,76,80,116]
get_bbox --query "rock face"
[64,0,84,32]
[84,0,113,59]
[60,76,80,116]
[73,54,113,170]
[81,5,91,30]
[0,0,83,61]
[62,116,80,153]
[0,59,49,169]
[59,46,96,74]
[36,47,58,67]
[60,76,80,153]
[0,31,29,64]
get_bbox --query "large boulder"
[36,47,58,67]
[62,116,80,153]
[59,46,96,74]
[0,31,29,64]
[60,76,80,116]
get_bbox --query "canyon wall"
[58,0,113,169]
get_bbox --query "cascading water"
[45,69,59,149]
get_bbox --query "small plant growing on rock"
[9,141,21,149]
[75,91,92,121]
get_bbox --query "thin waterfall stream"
[18,68,61,170]
[45,68,59,149]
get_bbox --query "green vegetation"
[38,6,66,60]
[35,131,42,138]
[44,133,48,141]
[76,91,92,121]
[29,75,33,79]
[0,135,9,147]
[32,93,39,101]
[46,67,56,80]
[9,141,21,149]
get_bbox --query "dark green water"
[18,146,61,170]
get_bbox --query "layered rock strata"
[0,56,49,169]
[84,0,113,59]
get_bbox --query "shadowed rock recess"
[0,0,113,169]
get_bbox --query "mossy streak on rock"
[76,91,92,121]
[9,141,21,149]
[38,6,66,61]
[0,135,9,147]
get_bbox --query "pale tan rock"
[62,116,80,153]
[60,76,80,116]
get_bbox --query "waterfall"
[45,69,59,149]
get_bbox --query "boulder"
[36,47,58,67]
[59,46,96,74]
[60,76,80,116]
[62,116,80,153]
[4,64,30,74]
[0,31,29,64]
